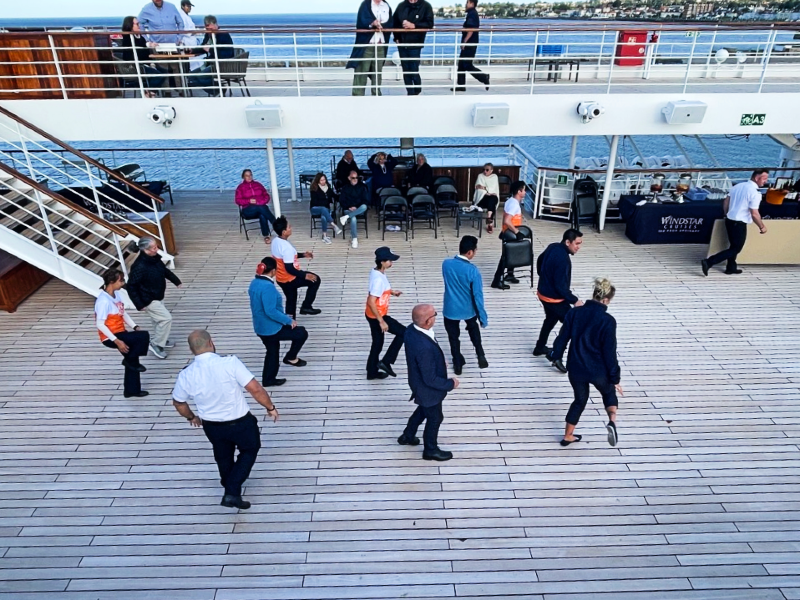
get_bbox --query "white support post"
[287,139,297,202]
[682,33,698,94]
[568,135,579,169]
[47,35,69,100]
[266,138,281,218]
[758,29,777,93]
[598,134,619,232]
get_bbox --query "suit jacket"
[405,325,454,407]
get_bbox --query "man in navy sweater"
[534,228,584,367]
[442,235,489,375]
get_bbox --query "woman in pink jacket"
[235,169,276,239]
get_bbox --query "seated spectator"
[271,217,322,318]
[339,170,370,249]
[309,173,343,244]
[335,150,359,190]
[473,163,500,233]
[119,16,167,97]
[235,169,276,240]
[367,152,398,204]
[407,153,434,191]
[188,15,234,96]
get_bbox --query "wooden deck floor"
[1,190,800,600]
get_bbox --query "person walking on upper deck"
[125,236,182,360]
[138,0,184,44]
[453,0,490,92]
[310,173,343,244]
[533,228,584,364]
[393,0,434,95]
[339,170,370,248]
[347,0,392,96]
[442,235,489,375]
[490,181,526,290]
[472,163,499,233]
[365,247,406,380]
[270,217,322,318]
[235,169,276,240]
[548,278,622,448]
[702,169,769,276]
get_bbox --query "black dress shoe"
[701,259,709,276]
[490,282,510,290]
[725,269,743,275]
[423,449,453,461]
[220,495,251,510]
[504,275,520,284]
[367,372,389,380]
[485,76,490,91]
[478,356,489,369]
[121,358,146,372]
[299,307,321,315]
[450,87,466,92]
[123,391,149,398]
[551,359,567,374]
[397,434,420,446]
[283,357,307,367]
[263,378,287,387]
[453,362,463,376]
[532,346,551,357]
[378,361,396,377]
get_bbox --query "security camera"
[148,106,176,128]
[577,101,605,124]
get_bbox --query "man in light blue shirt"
[442,235,489,375]
[138,0,184,44]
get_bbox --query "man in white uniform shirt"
[172,330,279,510]
[702,169,769,276]
[178,0,204,71]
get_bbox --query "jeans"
[241,204,276,237]
[278,273,321,318]
[535,301,572,351]
[188,64,217,95]
[566,372,619,426]
[397,45,423,95]
[141,63,167,89]
[343,204,368,239]
[403,402,444,453]
[310,206,334,234]
[352,45,386,96]
[142,300,172,348]
[443,316,484,367]
[706,217,748,272]
[102,330,150,395]
[457,44,489,87]
[202,412,261,498]
[258,326,308,384]
[366,315,406,377]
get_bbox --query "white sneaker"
[322,235,332,244]
[339,214,350,227]
[149,344,167,359]
[351,238,358,249]
[332,224,343,236]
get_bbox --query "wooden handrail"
[0,104,164,206]
[0,160,130,238]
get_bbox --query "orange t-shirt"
[365,269,391,319]
[271,237,300,284]
[502,197,523,232]
[94,291,126,342]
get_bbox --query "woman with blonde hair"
[309,172,342,244]
[549,277,623,447]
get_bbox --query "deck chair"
[218,49,251,96]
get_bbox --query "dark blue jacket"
[551,300,620,384]
[405,325,454,407]
[536,242,578,305]
[346,0,392,69]
[367,154,398,190]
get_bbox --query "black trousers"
[258,326,308,384]
[707,218,748,272]
[566,372,619,426]
[403,402,444,453]
[457,44,489,86]
[491,253,515,286]
[535,301,572,351]
[443,316,484,367]
[397,45,423,95]
[477,194,498,215]
[202,412,261,497]
[102,330,150,395]
[278,273,321,318]
[366,315,406,377]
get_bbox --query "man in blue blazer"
[249,257,308,388]
[442,235,489,375]
[398,304,459,461]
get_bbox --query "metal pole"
[758,28,777,93]
[47,35,69,100]
[682,32,698,94]
[568,135,579,169]
[212,32,224,97]
[671,135,695,168]
[293,33,302,96]
[529,31,539,94]
[129,33,146,97]
[86,160,104,220]
[596,29,606,79]
[287,139,297,202]
[606,32,617,94]
[262,30,269,82]
[598,134,619,231]
[213,150,223,192]
[266,138,281,218]
[18,125,59,255]
[487,27,493,67]
[703,28,719,78]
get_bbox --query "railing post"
[451,32,459,90]
[129,33,146,98]
[529,31,539,94]
[152,197,167,258]
[293,33,302,96]
[47,35,69,100]
[17,125,59,255]
[86,160,104,220]
[702,28,719,79]
[487,27,493,67]
[262,30,269,82]
[596,29,606,80]
[606,32,617,94]
[287,139,297,203]
[212,32,224,97]
[682,32,698,94]
[266,138,281,218]
[112,233,128,276]
[758,28,777,93]
[213,150,223,192]
[318,28,323,69]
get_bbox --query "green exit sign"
[740,113,766,126]
[557,174,569,186]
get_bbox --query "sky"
[1,0,458,19]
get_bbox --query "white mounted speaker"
[662,100,707,125]
[246,102,284,129]
[472,103,510,128]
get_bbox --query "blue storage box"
[685,187,709,201]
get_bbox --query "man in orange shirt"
[366,247,406,380]
[491,181,526,290]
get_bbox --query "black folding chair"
[572,177,599,231]
[410,194,437,239]
[380,196,409,241]
[239,206,261,240]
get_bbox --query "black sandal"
[559,435,582,447]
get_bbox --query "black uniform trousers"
[278,273,321,318]
[258,325,308,384]
[397,45,423,94]
[202,412,261,498]
[403,402,444,453]
[535,300,572,351]
[443,316,484,368]
[706,218,748,272]
[457,44,489,86]
[102,330,150,396]
[566,372,619,426]
[366,315,406,377]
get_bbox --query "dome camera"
[577,101,605,124]
[148,105,177,128]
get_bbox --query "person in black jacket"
[126,237,182,359]
[119,16,167,97]
[393,0,434,95]
[406,153,434,191]
[335,151,359,190]
[534,228,584,359]
[309,173,343,244]
[398,304,459,461]
[453,0,490,91]
[549,278,622,447]
[188,15,235,96]
[339,171,370,248]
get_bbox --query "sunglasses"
[348,177,358,180]
[484,168,492,172]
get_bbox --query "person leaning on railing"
[235,169,276,240]
[347,0,393,97]
[119,16,168,98]
[188,15,235,97]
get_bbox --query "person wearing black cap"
[365,247,406,380]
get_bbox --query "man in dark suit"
[398,304,459,461]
